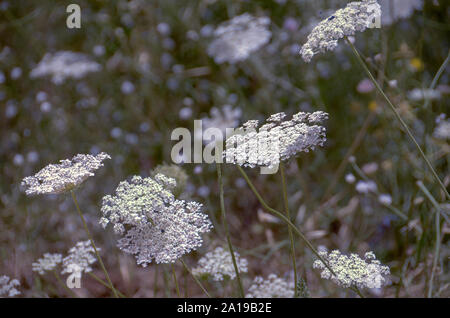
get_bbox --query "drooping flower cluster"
[300,0,381,62]
[30,51,101,84]
[32,253,63,275]
[192,247,248,281]
[21,152,110,195]
[100,174,212,266]
[246,274,295,298]
[0,275,21,297]
[208,13,271,64]
[224,111,328,170]
[61,241,98,277]
[313,249,390,289]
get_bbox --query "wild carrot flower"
[21,152,110,195]
[299,0,381,62]
[192,247,248,281]
[224,111,328,170]
[32,253,63,275]
[246,274,295,298]
[61,241,98,277]
[30,51,101,84]
[100,174,212,266]
[313,249,390,289]
[0,275,21,297]
[208,13,271,64]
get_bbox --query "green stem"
[280,162,298,297]
[70,190,119,298]
[53,270,78,298]
[171,264,181,297]
[346,38,449,200]
[216,163,245,297]
[87,272,126,298]
[180,258,211,298]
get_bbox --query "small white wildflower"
[208,13,271,64]
[362,162,378,175]
[224,111,328,170]
[313,249,390,289]
[192,247,248,281]
[345,173,356,184]
[300,0,381,62]
[101,175,212,265]
[0,275,21,297]
[21,152,110,195]
[61,240,98,276]
[378,194,392,206]
[355,180,377,194]
[32,253,63,275]
[30,51,101,84]
[246,274,295,298]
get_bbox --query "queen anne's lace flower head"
[313,249,390,289]
[61,241,98,277]
[32,253,63,275]
[0,275,21,297]
[300,0,381,62]
[192,247,248,281]
[208,13,271,64]
[246,274,295,298]
[224,111,328,170]
[21,152,110,195]
[101,174,212,266]
[30,51,101,84]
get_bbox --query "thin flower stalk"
[172,264,181,297]
[180,258,211,298]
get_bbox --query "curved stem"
[171,264,181,297]
[180,258,211,298]
[70,190,119,298]
[216,163,245,297]
[346,38,449,200]
[87,272,126,298]
[280,162,298,297]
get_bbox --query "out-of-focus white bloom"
[61,241,98,276]
[208,13,271,64]
[407,88,441,101]
[100,175,212,265]
[300,0,381,62]
[21,152,110,195]
[378,194,392,206]
[192,247,248,281]
[121,80,135,94]
[379,0,423,25]
[224,111,328,170]
[196,105,242,144]
[355,180,377,194]
[0,275,21,297]
[313,249,390,289]
[362,162,378,175]
[32,253,63,275]
[246,274,295,298]
[30,51,101,84]
[10,67,22,80]
[433,114,450,140]
[345,173,356,184]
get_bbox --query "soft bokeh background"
[0,0,448,297]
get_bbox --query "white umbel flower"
[192,247,248,281]
[224,111,328,170]
[61,241,98,276]
[32,253,63,275]
[101,175,212,266]
[313,249,390,289]
[246,274,295,298]
[30,51,101,84]
[300,0,381,62]
[0,275,21,297]
[21,152,110,195]
[208,13,271,64]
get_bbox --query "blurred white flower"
[362,162,378,175]
[345,173,356,184]
[246,274,295,298]
[61,241,98,277]
[32,253,63,275]
[121,80,135,94]
[433,114,450,140]
[407,88,441,101]
[378,194,392,206]
[0,275,20,297]
[355,180,377,194]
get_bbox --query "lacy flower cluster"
[208,13,271,64]
[313,250,390,289]
[100,174,212,266]
[21,152,110,195]
[0,275,21,297]
[30,51,101,84]
[246,274,295,298]
[224,111,328,170]
[61,241,98,278]
[192,247,248,281]
[32,253,63,275]
[300,0,381,62]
